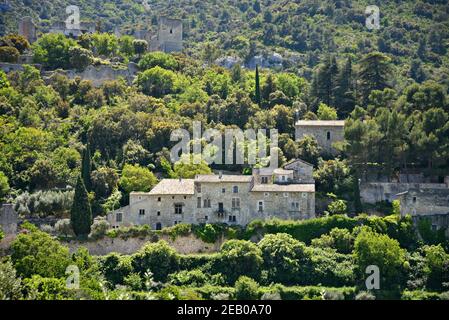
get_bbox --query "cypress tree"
[255,64,261,107]
[81,143,92,192]
[70,176,92,237]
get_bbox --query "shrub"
[218,240,263,284]
[355,291,376,300]
[401,290,442,300]
[0,46,19,62]
[168,269,208,287]
[54,219,74,239]
[258,233,310,285]
[311,227,354,254]
[14,190,74,218]
[132,240,179,282]
[124,273,143,291]
[23,275,71,300]
[99,253,133,287]
[89,218,110,240]
[0,259,23,300]
[235,276,260,300]
[138,52,178,70]
[354,228,407,291]
[11,223,71,278]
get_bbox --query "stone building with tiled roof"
[107,159,315,229]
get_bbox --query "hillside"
[1,0,449,86]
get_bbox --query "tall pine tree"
[255,65,261,107]
[70,176,92,237]
[334,57,355,117]
[311,55,339,108]
[358,51,391,106]
[81,143,92,192]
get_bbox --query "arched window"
[233,186,239,193]
[327,131,331,140]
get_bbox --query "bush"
[401,290,442,300]
[355,291,376,300]
[54,219,74,239]
[14,190,74,218]
[311,227,354,254]
[258,233,310,285]
[99,253,133,287]
[168,269,208,287]
[132,240,179,282]
[23,275,71,300]
[273,285,356,300]
[235,276,260,300]
[138,52,178,70]
[89,218,110,240]
[11,223,71,278]
[0,259,23,300]
[218,240,263,284]
[0,46,19,63]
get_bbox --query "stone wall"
[397,186,449,217]
[360,182,448,204]
[65,233,224,256]
[45,63,138,87]
[0,204,17,235]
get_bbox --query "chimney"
[219,171,223,179]
[179,176,182,182]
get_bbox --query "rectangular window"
[157,211,161,216]
[261,176,268,184]
[139,209,145,216]
[228,215,236,222]
[116,212,122,222]
[175,204,183,214]
[158,197,161,202]
[197,183,202,193]
[258,201,264,212]
[232,197,240,209]
[233,186,239,193]
[197,197,202,208]
[222,188,226,193]
[204,199,211,208]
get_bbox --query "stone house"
[107,159,315,229]
[149,16,183,53]
[295,120,345,155]
[396,182,449,234]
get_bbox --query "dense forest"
[0,0,448,301]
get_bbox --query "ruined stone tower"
[18,16,37,43]
[150,16,183,53]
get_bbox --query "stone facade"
[107,160,315,229]
[18,16,37,43]
[149,16,183,53]
[295,120,345,155]
[0,204,17,235]
[396,184,449,234]
[360,182,449,204]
